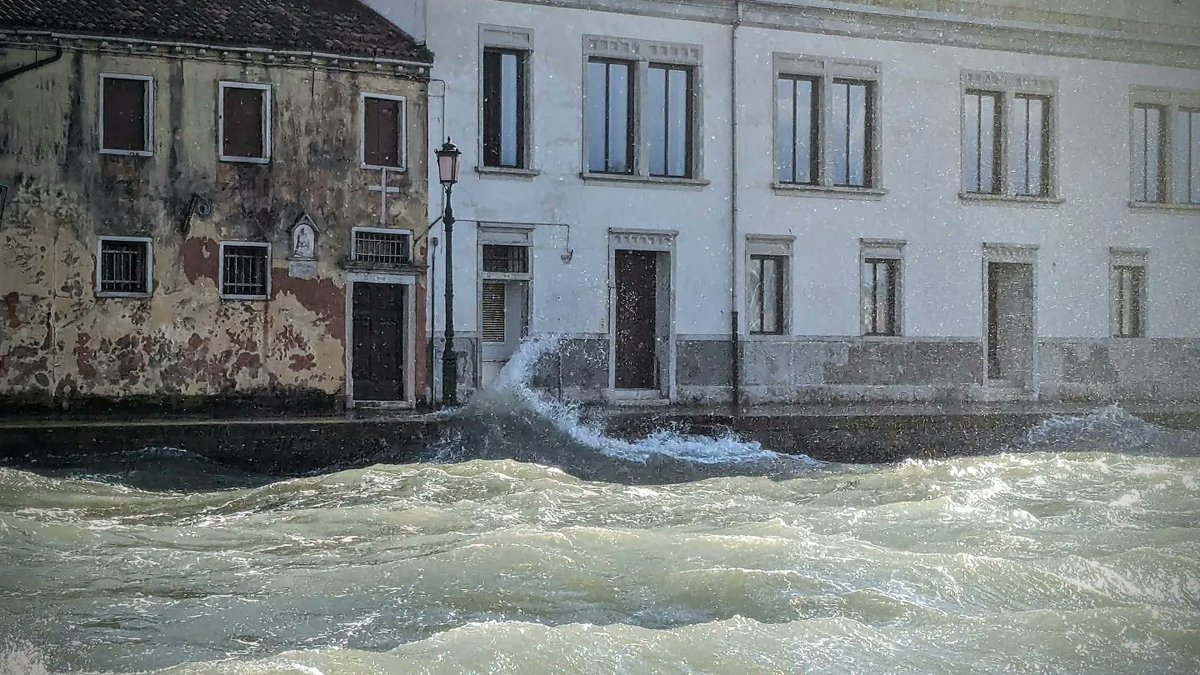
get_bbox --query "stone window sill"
[959,192,1063,206]
[476,165,541,179]
[581,172,710,188]
[1129,201,1200,214]
[772,183,887,200]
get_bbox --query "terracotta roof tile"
[0,0,432,63]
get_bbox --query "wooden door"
[352,282,406,401]
[615,250,657,389]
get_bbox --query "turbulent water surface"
[2,339,1199,674]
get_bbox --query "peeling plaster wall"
[0,47,430,408]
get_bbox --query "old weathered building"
[0,0,434,411]
[382,0,1200,406]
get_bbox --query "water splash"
[1020,404,1199,456]
[435,334,819,481]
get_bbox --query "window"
[773,54,881,192]
[219,242,270,300]
[1130,89,1200,206]
[1110,249,1148,338]
[586,59,634,174]
[1133,104,1166,203]
[776,76,818,185]
[748,255,786,335]
[1174,108,1199,205]
[960,71,1057,200]
[100,74,153,155]
[746,236,792,336]
[482,244,529,274]
[219,82,271,162]
[583,36,702,181]
[860,240,904,337]
[352,228,411,266]
[963,90,1002,194]
[96,237,152,297]
[831,79,873,187]
[482,48,528,169]
[647,64,693,178]
[1013,95,1050,197]
[361,94,406,169]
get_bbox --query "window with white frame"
[1131,88,1200,206]
[219,242,271,300]
[774,54,880,191]
[1110,248,1148,338]
[860,239,904,337]
[219,82,271,162]
[746,236,792,335]
[480,25,533,171]
[96,236,152,297]
[100,74,153,155]
[961,70,1056,199]
[361,94,406,170]
[583,35,701,180]
[352,227,412,266]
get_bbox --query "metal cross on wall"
[367,166,401,225]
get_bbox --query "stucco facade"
[0,34,433,411]
[400,0,1200,405]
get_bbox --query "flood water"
[2,338,1198,674]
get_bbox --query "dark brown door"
[352,282,405,401]
[615,250,657,389]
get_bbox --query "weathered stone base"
[431,335,1200,407]
[0,387,343,418]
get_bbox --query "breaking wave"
[431,334,822,483]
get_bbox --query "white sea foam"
[475,333,792,466]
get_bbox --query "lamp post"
[435,138,462,406]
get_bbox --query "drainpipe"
[729,2,743,416]
[0,48,62,85]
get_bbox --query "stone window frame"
[745,235,793,337]
[771,53,886,199]
[1129,87,1200,212]
[218,81,273,164]
[478,25,538,178]
[218,240,272,301]
[95,235,153,298]
[958,69,1062,205]
[581,35,707,187]
[359,92,408,172]
[1109,247,1149,338]
[859,238,905,337]
[98,73,154,157]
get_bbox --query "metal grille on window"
[100,240,149,294]
[353,230,411,266]
[482,244,529,274]
[222,245,269,297]
[481,281,507,343]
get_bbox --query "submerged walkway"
[1,401,1197,473]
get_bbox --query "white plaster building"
[372,0,1200,406]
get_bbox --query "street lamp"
[435,137,462,406]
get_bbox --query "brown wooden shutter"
[481,282,507,343]
[103,78,147,152]
[223,87,265,158]
[364,97,401,167]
